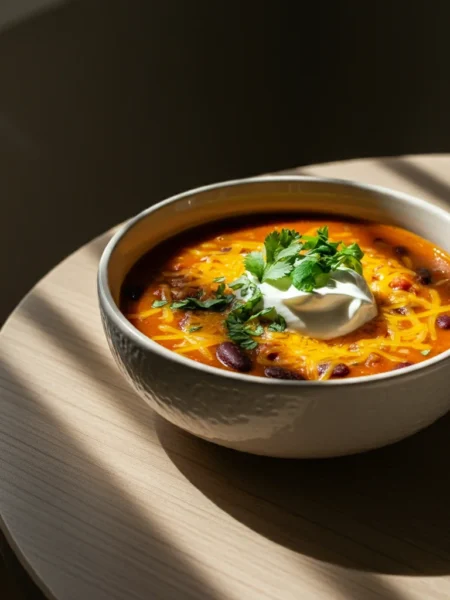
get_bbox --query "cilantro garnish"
[161,224,363,352]
[171,283,234,312]
[245,229,302,283]
[244,225,364,292]
[152,299,168,308]
[292,227,364,291]
[224,279,286,349]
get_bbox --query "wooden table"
[1,155,449,600]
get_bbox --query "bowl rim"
[98,174,450,387]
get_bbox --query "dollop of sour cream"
[256,269,378,340]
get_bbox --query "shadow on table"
[0,294,226,599]
[2,283,446,599]
[158,411,450,577]
[382,157,450,206]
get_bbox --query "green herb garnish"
[224,279,286,349]
[213,276,226,283]
[420,349,431,356]
[188,325,203,333]
[152,299,168,308]
[244,225,364,292]
[245,229,302,283]
[171,284,234,312]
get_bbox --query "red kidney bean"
[389,277,412,291]
[216,342,252,372]
[264,366,304,380]
[416,267,432,285]
[394,245,409,257]
[331,364,350,378]
[436,315,450,329]
[318,363,350,378]
[394,361,413,370]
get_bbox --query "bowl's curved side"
[98,176,450,458]
[100,305,450,458]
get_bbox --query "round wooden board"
[1,156,450,600]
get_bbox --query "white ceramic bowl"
[98,176,450,458]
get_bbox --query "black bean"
[318,363,350,378]
[394,361,413,370]
[264,366,304,380]
[394,245,409,257]
[436,315,450,329]
[416,267,432,285]
[122,284,144,301]
[216,342,252,372]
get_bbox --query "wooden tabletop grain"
[1,155,450,600]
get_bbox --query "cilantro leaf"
[278,229,301,251]
[264,231,280,264]
[229,275,252,294]
[225,313,259,349]
[245,323,264,336]
[262,260,293,282]
[213,276,225,283]
[152,299,168,308]
[292,256,329,292]
[171,284,234,312]
[268,314,287,332]
[276,242,302,261]
[171,296,233,311]
[244,251,265,281]
[188,325,203,333]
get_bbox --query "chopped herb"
[244,252,265,281]
[216,282,226,297]
[262,229,302,283]
[225,313,259,349]
[213,276,226,283]
[421,349,431,356]
[171,284,234,312]
[291,227,364,291]
[268,315,287,332]
[152,299,168,308]
[188,325,203,333]
[229,275,252,295]
[224,281,286,348]
[263,260,294,282]
[171,295,233,311]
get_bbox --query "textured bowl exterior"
[98,177,450,458]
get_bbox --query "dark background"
[0,0,448,323]
[0,2,449,597]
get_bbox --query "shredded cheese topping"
[126,228,450,380]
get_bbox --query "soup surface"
[120,216,450,380]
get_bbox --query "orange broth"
[120,216,450,380]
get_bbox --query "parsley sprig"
[170,283,234,312]
[245,226,364,292]
[224,276,286,349]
